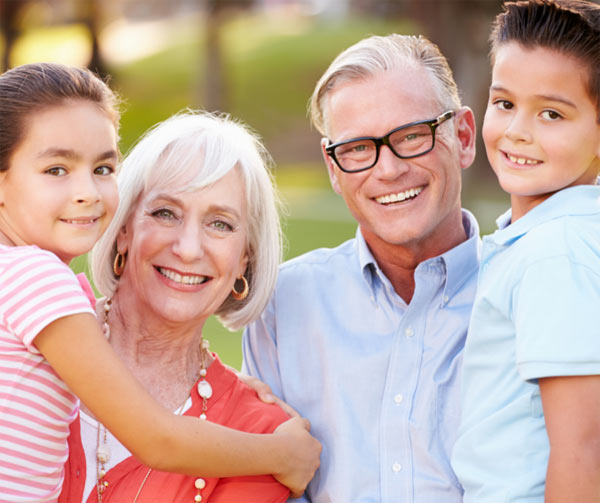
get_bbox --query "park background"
[0,0,509,368]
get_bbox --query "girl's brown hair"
[0,62,120,172]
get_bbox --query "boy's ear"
[454,106,477,171]
[321,138,342,195]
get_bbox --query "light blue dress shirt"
[243,210,480,503]
[453,186,600,502]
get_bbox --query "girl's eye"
[151,208,176,220]
[94,165,115,175]
[45,166,67,176]
[211,220,233,232]
[541,110,562,121]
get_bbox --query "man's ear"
[454,106,477,171]
[321,138,342,195]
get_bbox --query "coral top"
[59,354,290,503]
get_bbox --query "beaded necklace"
[95,298,212,503]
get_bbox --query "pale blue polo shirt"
[243,210,480,503]
[452,185,600,502]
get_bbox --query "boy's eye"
[45,166,67,176]
[494,100,513,111]
[94,165,115,175]
[540,110,562,121]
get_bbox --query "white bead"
[200,369,207,377]
[200,413,207,420]
[96,445,111,464]
[99,469,106,478]
[194,478,206,489]
[194,495,202,502]
[197,380,212,399]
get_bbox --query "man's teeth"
[376,186,423,205]
[158,268,207,285]
[507,154,539,165]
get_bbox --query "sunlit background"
[1,0,509,368]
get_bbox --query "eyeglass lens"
[334,122,434,172]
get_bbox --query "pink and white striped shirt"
[0,245,95,503]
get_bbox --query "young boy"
[452,1,600,501]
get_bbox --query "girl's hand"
[236,371,300,418]
[272,417,321,498]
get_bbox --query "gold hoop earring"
[231,276,249,301]
[113,252,126,277]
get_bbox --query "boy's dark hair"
[491,0,600,116]
[0,62,120,172]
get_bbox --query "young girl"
[452,1,600,501]
[0,62,320,503]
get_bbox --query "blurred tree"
[78,0,107,77]
[202,0,254,111]
[0,0,26,71]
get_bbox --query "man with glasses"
[243,34,478,502]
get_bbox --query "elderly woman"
[59,111,317,502]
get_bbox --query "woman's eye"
[95,165,115,175]
[151,208,176,220]
[211,220,233,232]
[45,166,67,176]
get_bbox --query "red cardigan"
[59,354,290,503]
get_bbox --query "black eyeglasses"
[325,110,456,173]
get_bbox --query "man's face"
[321,66,475,260]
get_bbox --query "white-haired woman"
[60,111,320,502]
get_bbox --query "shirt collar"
[491,185,600,245]
[356,209,481,301]
[439,209,481,301]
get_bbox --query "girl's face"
[0,101,119,263]
[483,43,600,220]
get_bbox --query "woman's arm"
[540,374,600,502]
[35,313,321,496]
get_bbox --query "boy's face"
[483,42,600,220]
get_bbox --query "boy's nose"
[505,114,533,143]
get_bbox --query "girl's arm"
[540,374,600,502]
[34,313,321,497]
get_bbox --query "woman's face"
[116,167,248,326]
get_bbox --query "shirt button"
[443,295,449,303]
[392,463,402,472]
[394,393,403,404]
[405,327,414,338]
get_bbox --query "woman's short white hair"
[91,110,282,330]
[310,34,462,136]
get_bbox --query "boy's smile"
[483,42,600,221]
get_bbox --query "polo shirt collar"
[492,185,600,245]
[440,209,481,301]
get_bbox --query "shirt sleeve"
[514,255,600,380]
[242,293,286,400]
[0,249,95,351]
